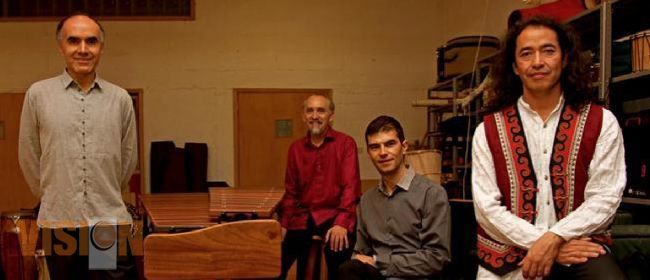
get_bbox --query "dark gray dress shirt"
[355,168,451,279]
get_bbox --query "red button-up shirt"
[279,128,361,233]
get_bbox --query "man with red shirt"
[278,94,361,280]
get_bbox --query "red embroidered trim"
[501,106,538,223]
[476,227,526,276]
[549,105,581,219]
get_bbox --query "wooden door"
[235,89,331,189]
[0,93,39,212]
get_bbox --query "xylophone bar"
[208,188,284,218]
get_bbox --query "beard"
[310,127,326,136]
[308,121,328,136]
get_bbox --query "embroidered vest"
[476,103,608,276]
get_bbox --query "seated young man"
[337,115,451,280]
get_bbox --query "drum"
[631,30,650,72]
[436,36,500,82]
[405,150,442,184]
[1,210,38,280]
[509,0,587,27]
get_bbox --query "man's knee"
[336,260,364,279]
[551,253,625,280]
[579,253,625,280]
[336,259,383,280]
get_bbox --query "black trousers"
[39,227,138,280]
[336,259,446,280]
[547,252,625,280]
[336,259,384,280]
[279,217,355,280]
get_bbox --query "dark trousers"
[547,252,625,280]
[39,227,138,280]
[279,218,355,280]
[336,259,384,280]
[337,259,445,280]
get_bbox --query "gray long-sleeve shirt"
[18,71,137,228]
[355,168,451,279]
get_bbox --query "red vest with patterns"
[476,102,610,276]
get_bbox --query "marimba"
[140,188,284,279]
[140,188,284,233]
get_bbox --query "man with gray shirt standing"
[18,13,137,279]
[337,115,451,279]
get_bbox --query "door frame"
[233,88,332,188]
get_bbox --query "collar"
[378,167,415,195]
[60,70,104,92]
[517,94,564,118]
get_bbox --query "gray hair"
[56,13,105,42]
[303,95,335,111]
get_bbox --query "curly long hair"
[485,16,595,113]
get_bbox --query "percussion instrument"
[140,188,284,233]
[1,210,38,280]
[631,30,650,72]
[509,0,587,27]
[437,36,500,82]
[405,150,442,184]
[140,193,215,233]
[208,188,284,220]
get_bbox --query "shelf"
[610,71,650,101]
[622,197,650,206]
[427,104,453,113]
[622,97,650,114]
[457,108,487,117]
[612,70,650,84]
[429,66,486,93]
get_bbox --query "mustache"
[528,70,550,75]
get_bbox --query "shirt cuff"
[375,253,389,274]
[548,227,571,242]
[334,215,354,233]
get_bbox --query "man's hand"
[281,227,287,241]
[520,231,565,279]
[325,225,349,252]
[353,254,375,266]
[556,237,605,265]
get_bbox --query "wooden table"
[140,188,284,233]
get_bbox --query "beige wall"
[0,0,529,191]
[439,0,527,39]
